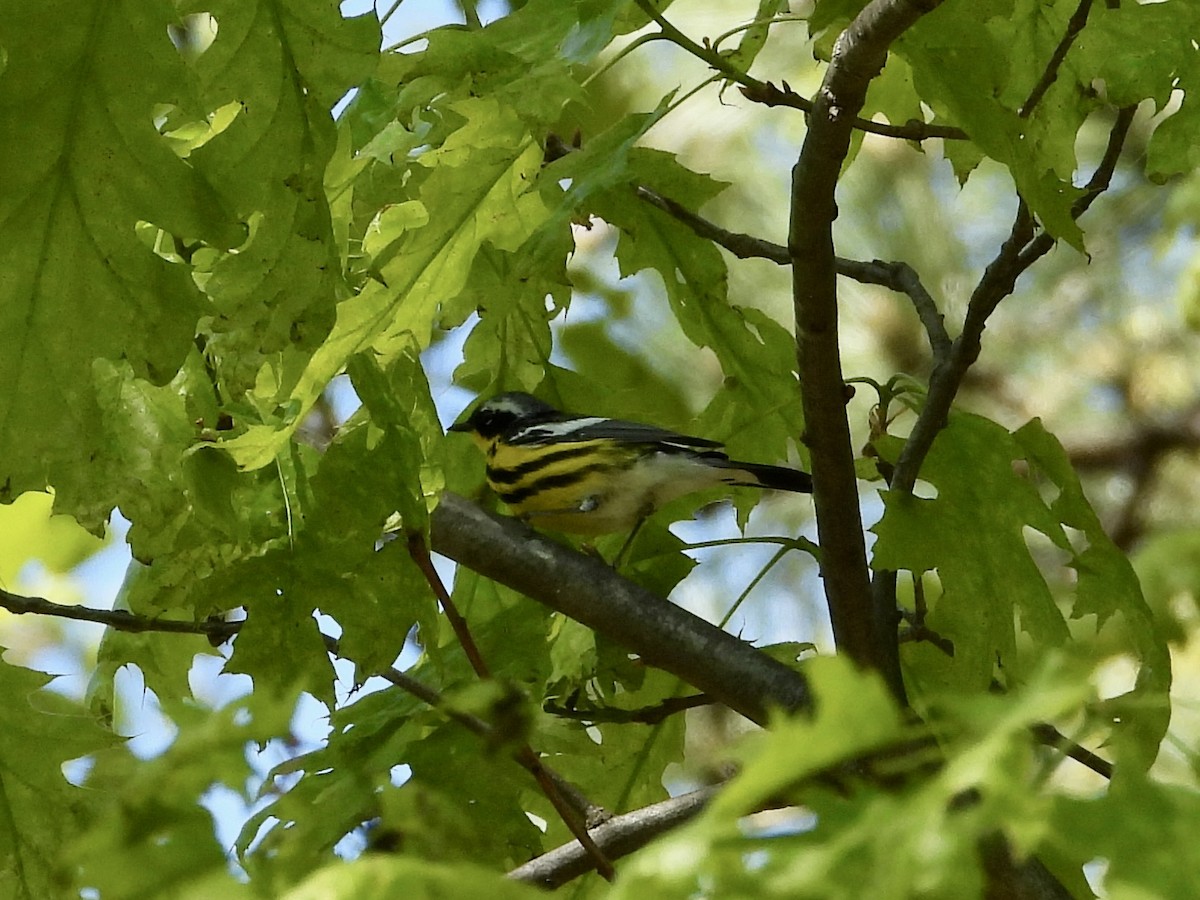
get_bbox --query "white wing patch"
[511,417,608,443]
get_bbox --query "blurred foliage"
[0,0,1198,898]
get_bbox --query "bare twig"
[509,787,719,888]
[633,185,788,263]
[406,531,615,880]
[843,259,952,359]
[0,587,240,641]
[632,0,964,144]
[632,0,766,93]
[544,693,712,725]
[887,103,1135,506]
[1018,0,1094,118]
[633,186,949,358]
[739,80,968,141]
[407,531,492,678]
[1030,723,1114,780]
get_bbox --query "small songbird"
[449,392,812,540]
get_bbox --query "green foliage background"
[1,0,1199,897]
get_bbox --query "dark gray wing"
[509,415,723,450]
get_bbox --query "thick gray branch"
[429,493,811,725]
[508,787,718,888]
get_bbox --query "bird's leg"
[611,513,649,571]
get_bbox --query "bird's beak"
[448,420,471,433]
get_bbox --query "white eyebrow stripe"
[512,417,608,442]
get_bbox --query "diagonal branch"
[508,787,719,887]
[430,493,813,724]
[633,186,949,358]
[886,105,1134,502]
[1018,0,1094,118]
[406,531,614,880]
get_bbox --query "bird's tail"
[720,459,813,493]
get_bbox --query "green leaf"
[183,0,381,393]
[1072,1,1199,109]
[591,149,805,472]
[224,98,548,469]
[1071,2,1200,181]
[403,722,546,867]
[0,662,114,899]
[226,577,337,707]
[282,856,546,900]
[724,0,789,74]
[1054,769,1200,899]
[297,421,441,674]
[0,1,240,522]
[896,0,1087,246]
[873,414,1071,691]
[71,694,293,899]
[238,686,430,890]
[346,346,445,534]
[0,491,104,585]
[1012,420,1171,769]
[611,658,1091,900]
[613,0,677,36]
[450,244,561,394]
[87,610,214,725]
[712,656,903,817]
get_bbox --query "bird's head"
[448,392,557,441]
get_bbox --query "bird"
[448,392,812,552]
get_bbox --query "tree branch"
[739,79,968,141]
[406,532,614,880]
[886,102,1136,502]
[508,786,718,888]
[789,0,941,701]
[633,186,949,359]
[632,0,964,144]
[1018,0,1094,119]
[429,493,813,724]
[0,588,241,641]
[543,693,711,725]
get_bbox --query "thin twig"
[1030,723,1114,780]
[739,80,968,141]
[634,185,789,263]
[633,0,760,91]
[406,531,615,880]
[407,530,492,678]
[842,259,952,359]
[633,186,949,358]
[1018,0,1094,118]
[0,588,240,641]
[543,693,712,725]
[631,0,964,144]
